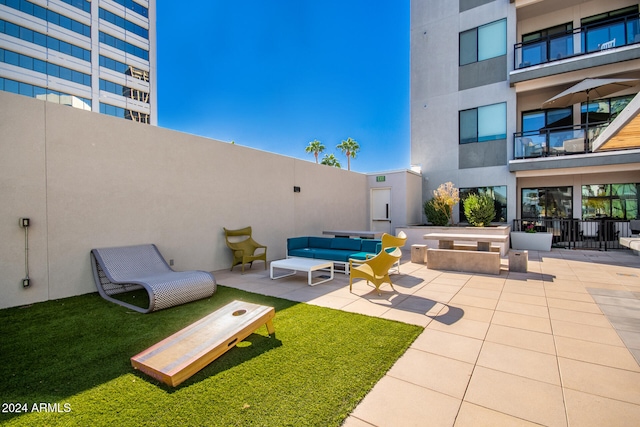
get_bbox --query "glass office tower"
[0,0,157,125]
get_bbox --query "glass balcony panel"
[549,34,573,60]
[548,127,579,155]
[515,13,640,69]
[521,41,545,67]
[515,133,547,158]
[627,19,640,43]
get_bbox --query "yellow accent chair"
[223,227,267,274]
[368,231,407,273]
[349,247,402,295]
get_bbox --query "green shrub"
[423,197,450,226]
[463,193,496,227]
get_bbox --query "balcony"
[513,122,608,159]
[514,13,640,70]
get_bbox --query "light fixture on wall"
[293,186,301,193]
[19,218,31,288]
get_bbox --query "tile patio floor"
[213,249,640,427]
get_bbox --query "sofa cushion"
[330,238,362,251]
[348,252,372,261]
[288,248,315,258]
[308,237,333,249]
[360,239,381,253]
[312,249,353,262]
[288,237,309,251]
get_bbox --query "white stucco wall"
[0,92,368,309]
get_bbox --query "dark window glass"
[18,54,32,69]
[522,187,573,219]
[459,109,477,143]
[5,50,19,65]
[5,78,19,93]
[460,29,477,65]
[582,183,639,219]
[33,58,46,73]
[460,186,508,223]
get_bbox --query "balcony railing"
[514,13,640,69]
[513,218,632,250]
[513,122,608,159]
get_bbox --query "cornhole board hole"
[131,300,275,387]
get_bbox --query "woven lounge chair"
[90,244,216,313]
[223,227,267,273]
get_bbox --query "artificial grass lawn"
[0,286,422,426]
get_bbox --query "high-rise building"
[0,0,156,125]
[411,0,640,246]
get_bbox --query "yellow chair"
[223,227,267,274]
[349,247,402,295]
[367,231,407,273]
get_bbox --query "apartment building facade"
[411,0,640,245]
[0,0,156,124]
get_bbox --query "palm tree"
[336,137,360,171]
[305,139,325,164]
[320,153,341,168]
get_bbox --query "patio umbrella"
[542,78,639,129]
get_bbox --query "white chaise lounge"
[90,244,216,313]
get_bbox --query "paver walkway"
[214,249,640,426]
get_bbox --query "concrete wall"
[0,92,369,309]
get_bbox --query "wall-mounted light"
[19,218,31,288]
[293,186,301,193]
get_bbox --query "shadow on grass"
[0,286,293,422]
[145,332,284,392]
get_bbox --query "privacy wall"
[0,92,368,309]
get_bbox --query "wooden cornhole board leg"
[131,300,275,387]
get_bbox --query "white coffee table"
[270,258,334,286]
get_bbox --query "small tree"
[320,153,342,168]
[432,182,460,226]
[463,193,496,227]
[423,198,450,226]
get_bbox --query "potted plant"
[510,222,553,251]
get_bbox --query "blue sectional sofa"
[287,236,382,273]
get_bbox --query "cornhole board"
[131,300,275,386]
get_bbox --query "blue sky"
[156,1,410,173]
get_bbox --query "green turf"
[0,286,422,426]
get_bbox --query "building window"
[581,6,639,53]
[59,0,91,13]
[100,78,149,103]
[0,19,91,62]
[521,23,573,65]
[0,0,91,37]
[99,55,150,82]
[460,19,506,66]
[522,187,573,219]
[0,48,91,86]
[110,0,149,18]
[0,77,91,110]
[460,186,507,223]
[581,95,635,125]
[460,102,506,144]
[99,8,149,39]
[582,184,639,219]
[99,31,149,61]
[100,102,150,124]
